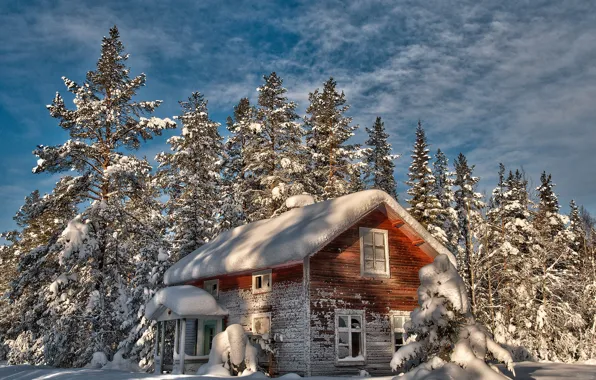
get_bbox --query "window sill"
[252,288,272,295]
[335,359,366,367]
[360,272,390,279]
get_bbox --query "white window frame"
[335,309,366,365]
[251,312,272,336]
[390,312,411,353]
[204,279,219,299]
[359,227,390,278]
[252,269,272,294]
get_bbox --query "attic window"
[359,227,390,278]
[252,269,272,294]
[204,279,219,299]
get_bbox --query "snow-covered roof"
[145,285,228,321]
[164,189,456,285]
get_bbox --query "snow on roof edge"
[145,285,228,320]
[164,190,456,285]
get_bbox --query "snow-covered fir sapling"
[197,324,259,377]
[390,254,515,380]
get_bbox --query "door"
[203,320,217,355]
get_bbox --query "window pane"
[254,316,270,335]
[211,283,217,294]
[375,260,386,272]
[374,232,385,246]
[338,316,348,328]
[394,316,404,329]
[263,274,270,288]
[338,345,349,359]
[362,231,373,245]
[351,316,361,329]
[375,247,385,261]
[338,332,349,345]
[365,259,374,270]
[351,332,361,357]
[255,276,262,289]
[364,246,374,260]
[395,332,404,347]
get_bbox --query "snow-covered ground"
[0,362,594,380]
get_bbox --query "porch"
[145,285,228,374]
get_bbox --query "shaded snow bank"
[0,362,595,379]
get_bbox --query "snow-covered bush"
[197,324,259,376]
[390,254,515,379]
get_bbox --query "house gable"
[307,209,433,376]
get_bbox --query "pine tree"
[569,200,587,257]
[431,149,459,253]
[221,98,260,229]
[248,72,307,220]
[364,117,398,199]
[493,169,538,360]
[4,184,77,365]
[453,153,485,312]
[157,92,222,260]
[406,121,442,229]
[304,77,359,199]
[532,172,583,361]
[21,26,175,366]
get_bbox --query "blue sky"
[1,0,595,233]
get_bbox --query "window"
[185,319,198,356]
[391,314,410,352]
[359,228,390,277]
[252,270,272,294]
[202,320,218,355]
[335,310,365,364]
[204,279,219,298]
[252,313,271,335]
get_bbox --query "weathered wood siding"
[190,264,306,375]
[308,209,433,376]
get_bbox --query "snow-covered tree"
[3,184,78,364]
[115,179,171,369]
[406,121,442,230]
[453,153,485,312]
[531,172,584,361]
[363,117,398,199]
[390,254,515,380]
[221,98,259,229]
[304,77,359,199]
[490,169,539,359]
[157,92,222,260]
[247,72,306,220]
[431,149,459,254]
[20,26,175,367]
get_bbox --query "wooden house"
[146,189,455,376]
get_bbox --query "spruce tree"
[431,149,459,253]
[569,200,587,257]
[531,172,583,361]
[23,26,175,366]
[406,121,441,229]
[249,72,306,220]
[304,77,359,199]
[493,170,538,359]
[453,153,485,311]
[364,116,398,199]
[157,92,222,261]
[221,98,260,228]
